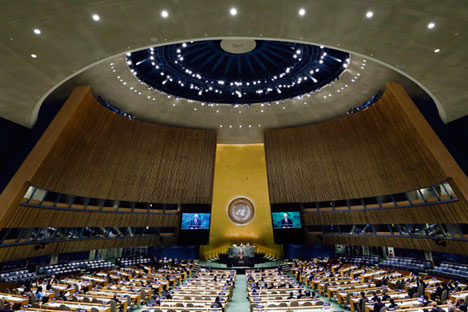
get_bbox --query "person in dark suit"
[373,298,385,312]
[281,213,293,228]
[359,292,368,312]
[430,302,443,312]
[189,214,202,229]
[382,291,391,302]
[389,298,399,309]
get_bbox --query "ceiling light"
[434,48,440,53]
[298,8,306,16]
[427,22,435,29]
[161,10,169,18]
[31,53,37,58]
[33,29,41,35]
[366,11,374,18]
[230,8,237,16]
[92,14,100,21]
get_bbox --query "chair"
[184,296,192,300]
[186,303,194,307]
[279,303,288,307]
[92,298,101,303]
[380,306,388,312]
[175,303,184,307]
[290,301,299,306]
[361,298,368,312]
[83,297,91,302]
[109,299,116,312]
[126,295,131,307]
[316,300,324,305]
[90,308,99,312]
[440,290,448,303]
[31,303,40,308]
[303,301,313,306]
[268,304,277,307]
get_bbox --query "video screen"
[272,211,302,229]
[180,213,211,230]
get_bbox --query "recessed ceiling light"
[366,11,374,18]
[298,8,306,16]
[31,53,37,58]
[230,8,237,16]
[220,125,223,128]
[161,10,169,18]
[33,29,41,35]
[434,48,440,53]
[92,14,100,21]
[427,22,435,29]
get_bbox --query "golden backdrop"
[200,144,282,259]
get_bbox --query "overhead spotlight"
[92,14,100,21]
[230,8,238,16]
[31,53,37,58]
[427,22,435,29]
[161,10,169,18]
[33,29,41,35]
[434,48,440,53]
[366,11,374,18]
[298,8,306,16]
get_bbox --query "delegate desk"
[343,290,408,309]
[87,289,141,305]
[361,270,387,282]
[74,293,128,311]
[328,282,377,298]
[0,292,29,307]
[365,298,430,312]
[43,300,111,312]
[146,307,222,312]
[252,304,335,312]
[449,290,468,301]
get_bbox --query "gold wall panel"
[201,144,281,259]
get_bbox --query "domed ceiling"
[126,39,349,105]
[45,38,430,144]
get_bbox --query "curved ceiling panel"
[1,0,466,128]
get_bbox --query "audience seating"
[428,262,468,282]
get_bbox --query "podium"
[221,245,258,267]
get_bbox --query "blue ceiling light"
[126,39,349,105]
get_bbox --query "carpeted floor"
[227,274,250,312]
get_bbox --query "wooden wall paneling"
[0,87,94,223]
[0,236,177,263]
[30,90,216,203]
[3,205,180,228]
[307,234,468,256]
[302,200,468,225]
[264,83,452,204]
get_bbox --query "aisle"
[227,274,250,312]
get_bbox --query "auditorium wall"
[0,86,217,261]
[264,83,468,204]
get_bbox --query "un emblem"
[227,196,256,226]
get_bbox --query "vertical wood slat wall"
[264,83,468,205]
[0,86,216,261]
[31,88,217,204]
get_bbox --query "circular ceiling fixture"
[126,39,349,105]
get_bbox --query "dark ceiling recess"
[126,39,349,106]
